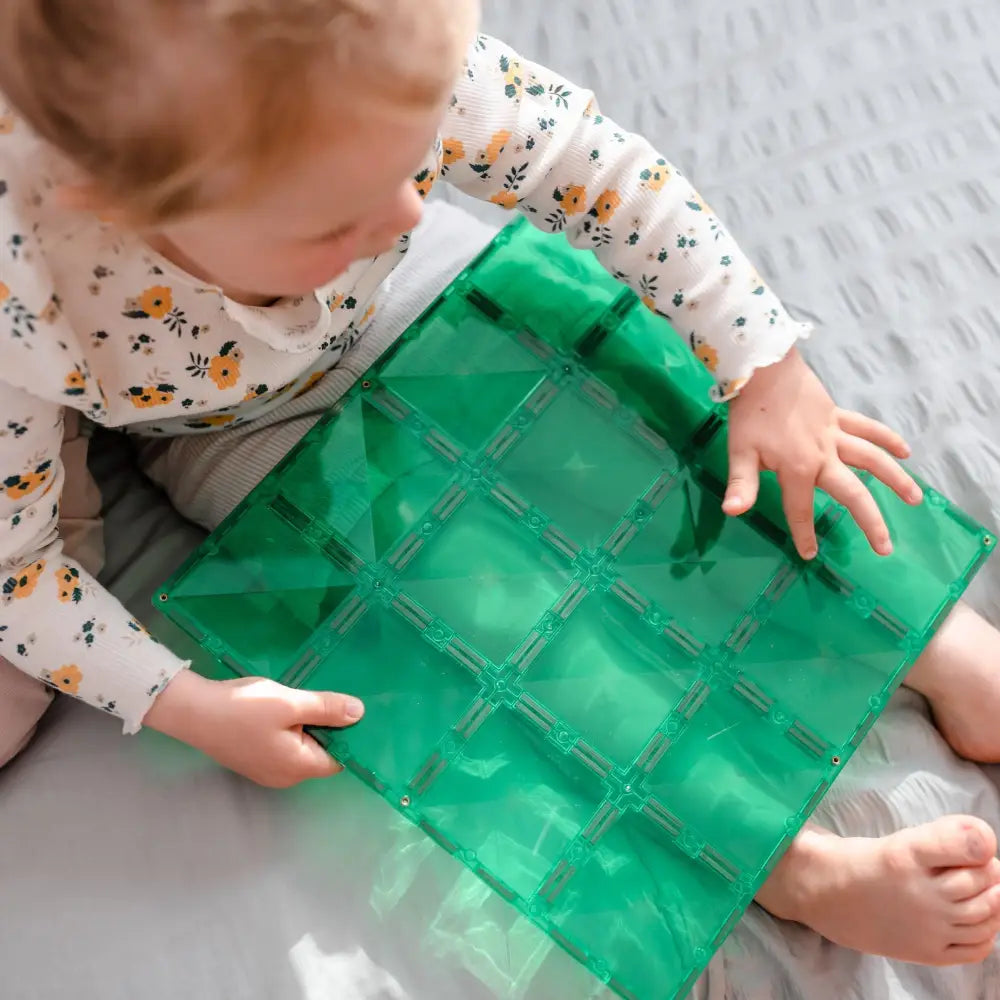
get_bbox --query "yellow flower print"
[500,55,524,100]
[690,334,719,373]
[208,342,243,390]
[0,282,9,304]
[583,98,598,118]
[4,460,52,499]
[65,365,87,396]
[715,377,748,400]
[490,191,519,210]
[124,384,176,409]
[640,159,671,191]
[589,190,621,224]
[472,130,512,175]
[187,413,237,429]
[642,295,657,312]
[56,566,83,604]
[486,130,511,164]
[3,559,46,600]
[48,665,83,696]
[139,286,173,320]
[244,383,269,402]
[294,371,327,399]
[328,293,345,312]
[555,185,588,217]
[360,304,376,326]
[442,138,465,166]
[414,168,438,200]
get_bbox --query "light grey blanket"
[3,2,1000,999]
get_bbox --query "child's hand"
[144,669,364,788]
[723,349,923,560]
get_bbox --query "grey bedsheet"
[4,1,1000,998]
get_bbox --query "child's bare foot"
[905,602,1000,763]
[757,816,1000,965]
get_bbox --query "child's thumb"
[290,689,366,728]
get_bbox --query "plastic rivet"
[158,593,169,603]
[362,380,372,389]
[832,756,842,767]
[400,795,411,808]
[624,784,632,793]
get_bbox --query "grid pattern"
[157,220,993,1000]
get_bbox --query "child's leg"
[757,815,1000,964]
[903,602,1000,763]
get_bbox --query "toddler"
[2,0,1000,970]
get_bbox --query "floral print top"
[0,34,809,733]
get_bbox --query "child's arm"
[0,381,186,730]
[441,35,921,558]
[0,382,362,783]
[441,34,802,403]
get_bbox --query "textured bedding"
[4,2,1000,998]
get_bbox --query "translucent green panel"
[157,218,993,1000]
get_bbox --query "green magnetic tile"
[549,810,738,1000]
[521,591,700,764]
[165,503,355,679]
[419,709,605,901]
[157,217,993,1000]
[280,396,455,563]
[301,605,483,791]
[381,296,546,452]
[820,477,989,626]
[614,469,783,644]
[498,389,668,549]
[739,572,908,745]
[467,222,623,353]
[401,496,574,666]
[585,300,717,452]
[644,684,823,873]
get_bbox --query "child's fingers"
[287,689,366,729]
[723,448,760,516]
[837,435,923,506]
[292,731,343,781]
[777,470,820,559]
[819,463,893,556]
[836,409,910,459]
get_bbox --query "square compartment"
[420,709,605,900]
[739,573,907,746]
[166,503,355,679]
[522,592,700,765]
[821,477,984,628]
[499,390,667,549]
[381,298,546,453]
[402,497,574,665]
[615,471,783,645]
[301,605,483,790]
[282,396,455,563]
[644,685,825,872]
[550,810,739,1000]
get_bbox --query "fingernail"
[804,547,818,560]
[345,697,365,721]
[909,488,924,505]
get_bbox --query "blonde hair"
[0,0,476,222]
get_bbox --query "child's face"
[143,100,443,303]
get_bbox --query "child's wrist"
[143,668,217,744]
